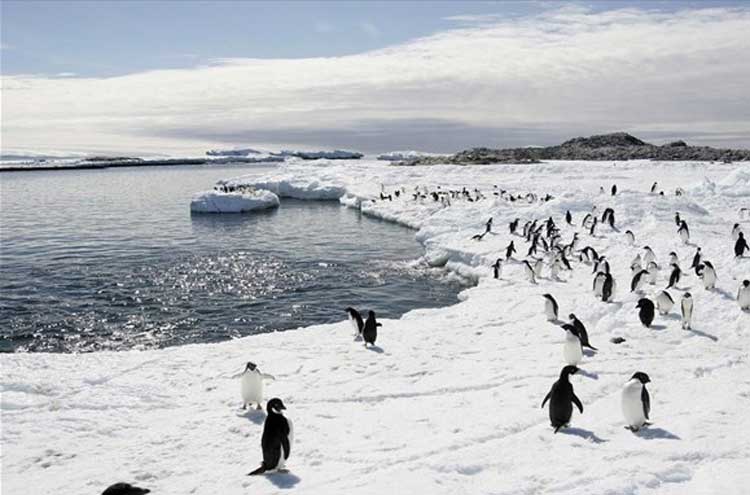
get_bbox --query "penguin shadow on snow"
[633,427,681,440]
[365,344,385,354]
[685,327,719,342]
[648,323,667,331]
[558,426,608,444]
[713,287,737,302]
[265,472,302,489]
[575,368,599,380]
[237,408,266,425]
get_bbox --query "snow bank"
[4,159,750,495]
[190,189,280,213]
[376,150,442,161]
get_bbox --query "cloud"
[314,20,333,34]
[360,21,380,38]
[2,5,750,154]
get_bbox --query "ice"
[189,189,280,214]
[376,150,443,161]
[273,150,364,160]
[3,158,750,494]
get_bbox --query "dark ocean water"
[0,163,463,352]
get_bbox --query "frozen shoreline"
[3,159,750,494]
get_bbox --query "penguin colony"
[106,178,748,491]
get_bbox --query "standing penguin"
[492,258,503,279]
[362,310,379,346]
[505,241,517,260]
[625,230,635,246]
[674,212,681,226]
[655,290,674,315]
[611,184,617,196]
[666,263,682,289]
[345,307,365,338]
[533,258,544,278]
[593,272,606,298]
[678,220,690,244]
[565,210,573,225]
[240,362,276,410]
[646,261,659,285]
[690,247,702,272]
[602,273,616,302]
[569,313,597,351]
[248,398,293,475]
[700,261,717,290]
[732,223,742,241]
[631,269,649,292]
[543,294,559,321]
[735,232,749,258]
[643,246,656,266]
[650,182,658,193]
[560,324,583,366]
[681,292,693,329]
[636,298,655,327]
[738,280,750,310]
[541,365,584,433]
[621,372,651,432]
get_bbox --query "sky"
[1,0,750,155]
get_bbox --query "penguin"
[565,210,572,225]
[678,220,690,244]
[569,313,597,351]
[509,218,519,234]
[602,273,615,302]
[636,298,655,327]
[523,260,537,284]
[646,261,659,285]
[593,256,610,275]
[650,181,658,193]
[505,241,516,260]
[666,263,682,289]
[485,217,493,234]
[492,258,503,279]
[534,258,544,278]
[240,362,276,410]
[589,217,598,236]
[735,232,749,257]
[541,365,583,433]
[102,483,150,495]
[362,310,379,346]
[561,324,583,365]
[248,398,293,475]
[611,184,617,196]
[593,272,606,298]
[643,246,656,265]
[681,292,693,329]
[621,372,651,432]
[655,290,674,315]
[700,261,717,290]
[674,212,681,226]
[738,280,750,310]
[690,247,702,272]
[631,269,649,292]
[668,251,679,266]
[345,307,365,338]
[625,230,635,245]
[543,294,559,321]
[732,223,742,241]
[631,253,642,270]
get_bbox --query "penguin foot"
[256,403,262,411]
[242,404,247,410]
[248,464,267,476]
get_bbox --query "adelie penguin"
[625,230,635,246]
[602,273,616,302]
[738,280,750,311]
[642,246,656,266]
[731,223,742,241]
[666,263,682,289]
[569,313,597,351]
[492,258,503,279]
[631,269,649,293]
[735,232,749,258]
[690,247,702,273]
[621,372,651,432]
[655,290,674,315]
[646,261,659,285]
[699,261,717,290]
[523,260,537,284]
[678,220,690,244]
[240,362,276,410]
[345,307,365,339]
[565,210,573,225]
[560,323,583,365]
[636,298,655,328]
[543,294,559,321]
[505,241,516,260]
[248,398,294,476]
[363,310,380,346]
[681,292,693,329]
[102,483,150,495]
[541,365,584,433]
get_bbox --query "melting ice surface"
[0,163,464,352]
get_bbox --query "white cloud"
[2,5,749,154]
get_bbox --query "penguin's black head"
[368,310,376,318]
[643,245,650,250]
[743,280,750,288]
[740,232,746,238]
[635,298,650,309]
[266,398,286,414]
[631,372,651,384]
[568,313,576,321]
[561,323,579,337]
[245,362,257,371]
[561,365,579,377]
[669,251,677,257]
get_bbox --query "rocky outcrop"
[397,132,750,165]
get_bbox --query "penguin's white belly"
[656,294,673,315]
[563,336,582,365]
[544,300,556,321]
[739,289,750,309]
[622,382,646,427]
[703,270,716,289]
[594,278,604,297]
[679,230,689,243]
[681,301,693,328]
[241,373,264,405]
[275,418,294,470]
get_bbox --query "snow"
[206,148,262,156]
[190,189,280,214]
[3,159,750,494]
[376,150,443,161]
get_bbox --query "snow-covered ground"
[3,160,750,494]
[190,189,280,213]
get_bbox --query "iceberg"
[273,149,364,160]
[189,189,280,213]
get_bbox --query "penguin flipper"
[572,393,584,414]
[642,387,651,420]
[541,391,551,409]
[248,464,267,476]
